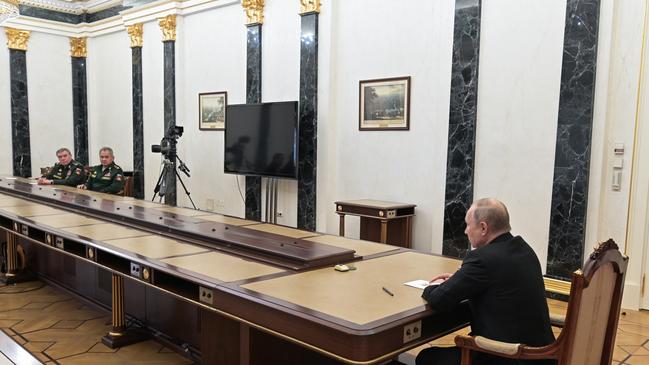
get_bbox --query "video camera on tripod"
[151,124,196,209]
[151,126,190,177]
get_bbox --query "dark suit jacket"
[422,233,555,364]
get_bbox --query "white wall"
[591,0,649,309]
[0,30,12,175]
[177,2,247,216]
[321,0,456,253]
[27,32,73,176]
[142,20,165,200]
[258,0,301,225]
[315,0,337,235]
[592,0,644,249]
[474,0,566,267]
[634,14,649,309]
[585,0,614,279]
[0,31,73,177]
[87,31,132,168]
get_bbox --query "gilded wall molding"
[70,37,87,57]
[126,23,143,47]
[242,0,264,25]
[158,14,176,41]
[5,27,31,51]
[299,0,320,15]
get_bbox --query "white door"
[635,10,649,308]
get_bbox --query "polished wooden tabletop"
[305,234,399,257]
[162,251,286,283]
[104,235,208,259]
[242,251,458,325]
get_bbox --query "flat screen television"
[224,101,299,179]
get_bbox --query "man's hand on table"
[429,272,453,285]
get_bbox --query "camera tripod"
[152,154,197,209]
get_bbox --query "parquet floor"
[3,281,649,364]
[0,281,193,365]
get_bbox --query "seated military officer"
[38,147,85,186]
[77,147,125,194]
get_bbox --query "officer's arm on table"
[42,164,57,179]
[53,165,85,186]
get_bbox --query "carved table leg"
[1,230,30,284]
[380,219,388,244]
[101,273,148,348]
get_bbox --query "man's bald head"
[464,198,511,248]
[472,198,511,233]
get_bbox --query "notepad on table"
[404,279,432,290]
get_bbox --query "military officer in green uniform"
[38,147,86,186]
[77,147,125,194]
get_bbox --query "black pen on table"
[382,286,394,297]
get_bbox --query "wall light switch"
[614,143,625,155]
[613,158,624,169]
[612,170,622,191]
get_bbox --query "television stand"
[264,177,279,223]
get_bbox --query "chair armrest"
[549,312,566,328]
[455,335,521,356]
[455,334,560,361]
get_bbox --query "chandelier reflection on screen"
[0,0,19,24]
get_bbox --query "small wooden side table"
[335,199,416,248]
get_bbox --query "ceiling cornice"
[20,0,126,15]
[5,0,239,37]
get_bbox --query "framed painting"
[359,76,410,131]
[199,91,227,130]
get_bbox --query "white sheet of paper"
[404,279,432,290]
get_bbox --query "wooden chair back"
[122,175,134,197]
[558,239,628,365]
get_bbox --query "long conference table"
[0,176,470,365]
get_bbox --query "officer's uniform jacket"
[43,160,86,186]
[84,163,125,194]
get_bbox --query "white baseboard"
[622,282,641,310]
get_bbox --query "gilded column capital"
[126,23,143,47]
[158,15,176,42]
[4,27,30,51]
[299,0,320,15]
[70,37,87,57]
[242,0,264,25]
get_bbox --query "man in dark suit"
[416,198,555,365]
